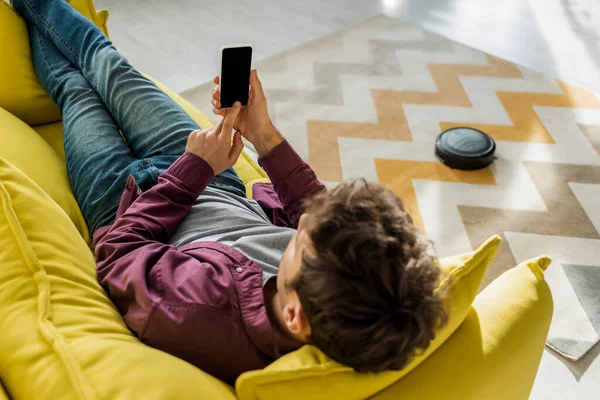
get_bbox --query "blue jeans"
[13,0,246,235]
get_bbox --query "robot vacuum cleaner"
[435,127,496,170]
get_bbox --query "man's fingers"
[249,69,265,99]
[211,117,224,133]
[212,107,225,115]
[212,86,220,100]
[229,131,244,162]
[211,99,221,108]
[213,75,220,85]
[220,101,242,137]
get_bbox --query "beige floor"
[96,1,600,399]
[96,0,600,94]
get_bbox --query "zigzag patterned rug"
[182,16,600,361]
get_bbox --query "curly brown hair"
[287,179,448,372]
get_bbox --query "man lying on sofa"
[13,0,448,384]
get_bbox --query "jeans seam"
[148,165,160,184]
[137,159,160,185]
[22,0,80,62]
[36,35,65,90]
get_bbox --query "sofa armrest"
[372,257,553,400]
[0,379,8,400]
[97,9,109,37]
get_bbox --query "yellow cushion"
[0,107,89,242]
[0,0,108,126]
[235,236,501,400]
[0,156,237,400]
[31,121,69,160]
[0,380,8,400]
[374,256,553,399]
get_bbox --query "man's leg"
[28,25,150,234]
[13,0,246,197]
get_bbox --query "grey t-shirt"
[168,186,296,285]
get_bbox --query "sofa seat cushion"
[0,107,89,241]
[0,157,237,400]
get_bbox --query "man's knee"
[88,44,133,84]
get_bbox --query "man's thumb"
[229,131,244,161]
[250,69,265,99]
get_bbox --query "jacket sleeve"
[255,140,326,228]
[94,152,214,335]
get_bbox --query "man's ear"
[283,301,311,341]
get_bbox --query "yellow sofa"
[0,1,553,399]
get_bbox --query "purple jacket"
[93,140,325,384]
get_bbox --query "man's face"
[277,213,311,300]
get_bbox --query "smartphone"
[219,45,253,108]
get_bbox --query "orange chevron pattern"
[373,159,497,231]
[440,80,600,142]
[307,55,600,182]
[307,55,522,181]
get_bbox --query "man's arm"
[96,105,245,333]
[95,152,214,333]
[254,131,325,228]
[211,70,325,228]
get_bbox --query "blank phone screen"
[220,46,252,108]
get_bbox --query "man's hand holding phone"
[212,69,284,157]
